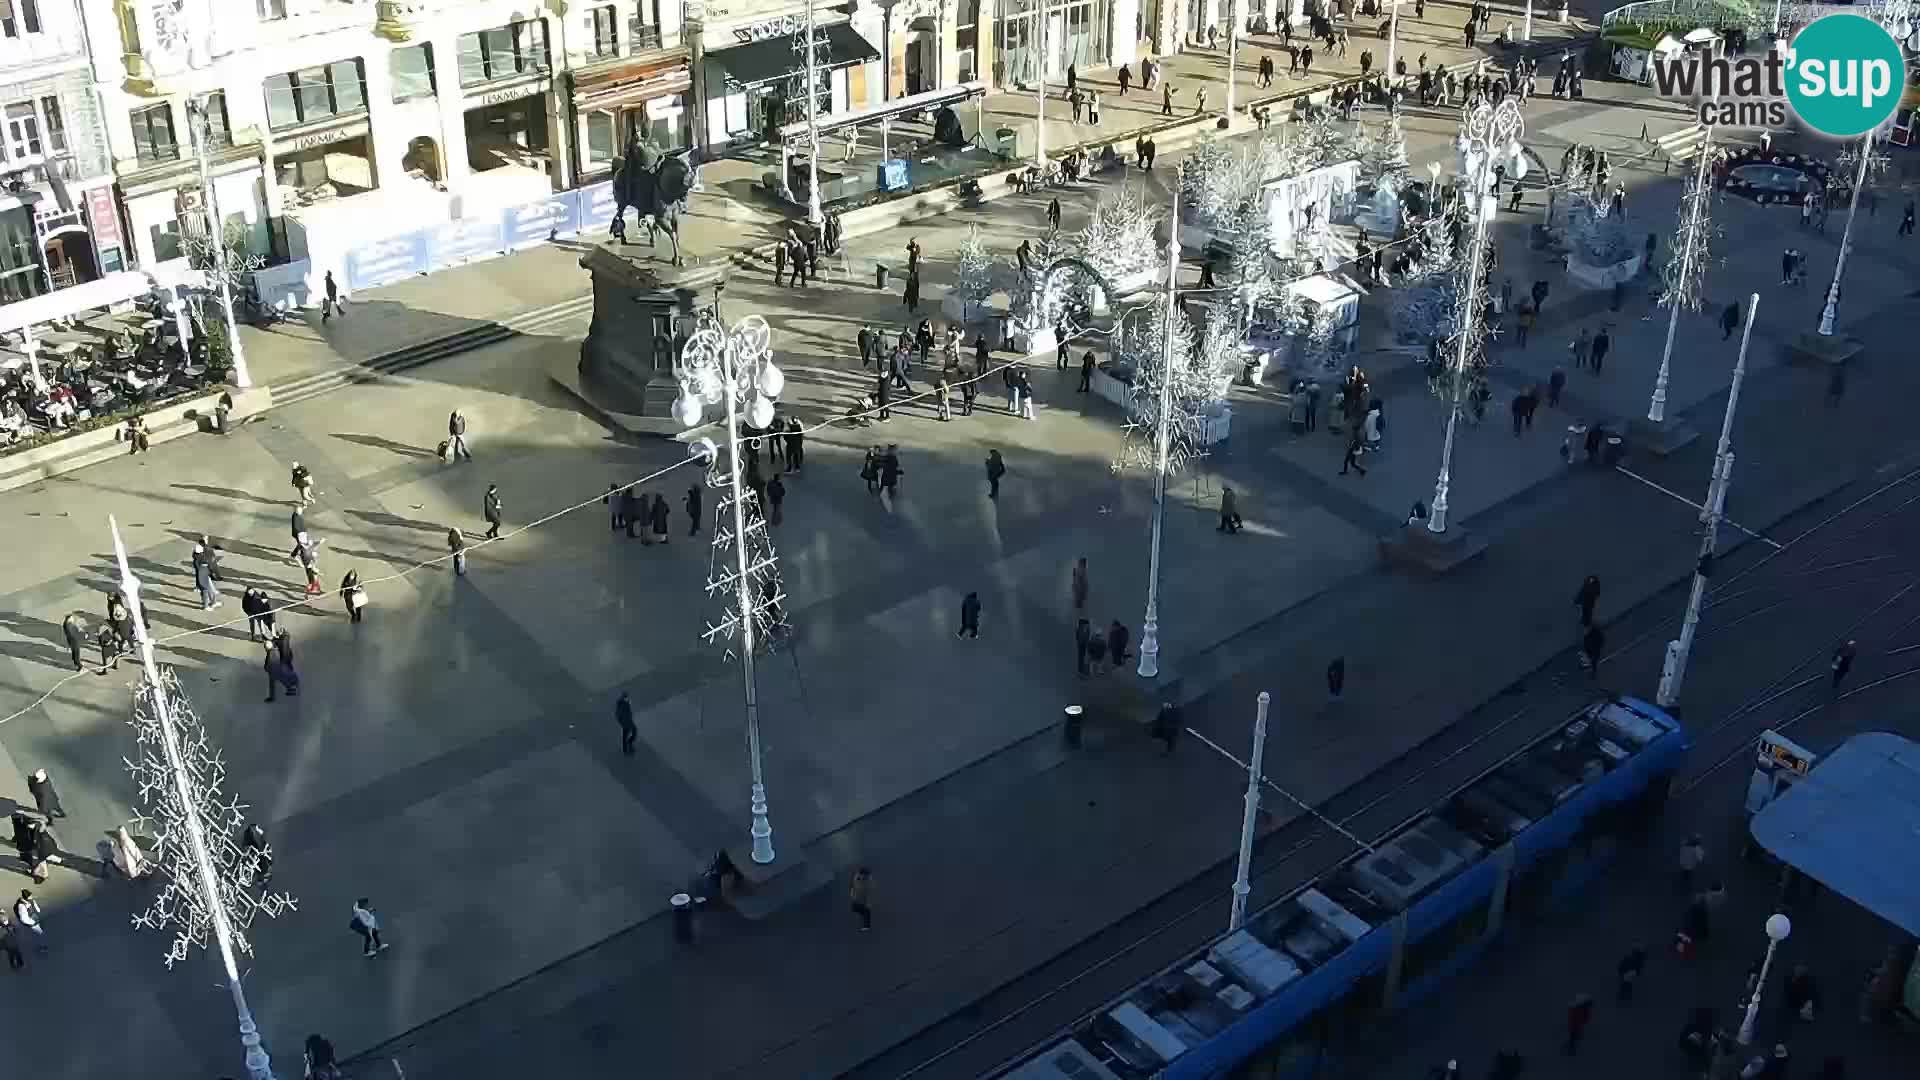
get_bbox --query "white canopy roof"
[0,271,158,337]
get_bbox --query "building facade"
[0,0,118,303]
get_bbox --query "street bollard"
[875,263,890,290]
[1063,704,1084,748]
[1604,435,1625,467]
[671,891,694,943]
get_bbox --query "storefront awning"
[712,22,879,88]
[777,80,988,140]
[1750,732,1920,937]
[572,53,693,111]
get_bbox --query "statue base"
[1380,522,1487,576]
[1785,331,1863,368]
[570,246,728,434]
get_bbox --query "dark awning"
[712,22,878,88]
[1750,732,1920,936]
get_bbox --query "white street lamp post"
[1384,0,1402,108]
[1737,913,1794,1045]
[110,517,277,1080]
[1034,9,1049,170]
[1648,130,1715,425]
[1136,184,1182,680]
[1228,691,1271,931]
[673,315,788,864]
[1657,293,1756,709]
[1428,98,1524,535]
[186,99,251,390]
[1524,0,1533,40]
[1226,0,1241,119]
[800,2,824,228]
[1816,133,1875,338]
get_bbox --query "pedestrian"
[849,867,873,931]
[23,818,56,881]
[290,531,324,596]
[448,528,468,576]
[1106,619,1131,671]
[1072,556,1089,611]
[1162,82,1176,116]
[1075,617,1093,676]
[1015,368,1036,420]
[193,542,220,610]
[0,909,22,971]
[480,483,503,540]
[1590,328,1611,373]
[290,461,315,505]
[444,411,472,463]
[935,376,952,421]
[262,642,296,703]
[767,474,786,525]
[974,333,992,377]
[322,270,343,322]
[1218,486,1242,533]
[1079,349,1096,392]
[1575,574,1601,626]
[1327,656,1346,699]
[340,569,366,623]
[1720,302,1741,340]
[1516,302,1534,345]
[350,898,389,956]
[1056,328,1070,371]
[1340,430,1368,476]
[1151,701,1182,754]
[904,268,920,313]
[1901,200,1915,237]
[773,240,787,284]
[1581,623,1606,678]
[1564,993,1594,1054]
[985,448,1006,499]
[905,236,921,275]
[784,416,804,472]
[1085,630,1108,675]
[960,374,977,416]
[957,591,981,639]
[685,484,704,537]
[616,484,641,538]
[13,890,44,953]
[1194,86,1208,115]
[651,493,671,544]
[1830,640,1856,689]
[615,691,637,756]
[1048,197,1062,229]
[25,769,63,819]
[1548,368,1566,407]
[61,613,89,672]
[878,445,903,500]
[1616,944,1646,1002]
[1677,833,1707,890]
[1118,63,1132,95]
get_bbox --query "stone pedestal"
[1380,522,1488,575]
[1785,331,1864,368]
[1629,415,1701,457]
[570,246,727,433]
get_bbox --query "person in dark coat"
[784,416,804,471]
[767,474,787,525]
[857,325,875,369]
[448,528,468,576]
[650,493,671,543]
[974,334,992,376]
[615,691,637,756]
[26,770,63,819]
[1581,624,1606,678]
[985,449,1006,499]
[61,614,89,672]
[1079,349,1096,392]
[904,269,921,313]
[1327,656,1346,699]
[1151,702,1183,753]
[1106,620,1131,670]
[1218,486,1242,532]
[340,570,365,623]
[263,643,296,703]
[274,627,296,677]
[875,372,893,422]
[26,820,57,881]
[1616,944,1646,1001]
[1048,197,1062,229]
[619,485,641,538]
[958,592,981,639]
[684,485,704,536]
[878,446,903,497]
[483,484,503,540]
[1575,575,1601,627]
[1075,617,1092,675]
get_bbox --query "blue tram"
[993,696,1688,1080]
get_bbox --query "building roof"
[1749,731,1920,936]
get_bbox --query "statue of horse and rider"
[612,136,696,266]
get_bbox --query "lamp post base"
[1628,414,1702,458]
[1380,521,1487,575]
[1785,331,1864,369]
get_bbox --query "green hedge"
[1,386,210,459]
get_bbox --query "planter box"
[0,384,272,495]
[1566,251,1643,290]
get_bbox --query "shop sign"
[502,197,580,249]
[430,215,506,265]
[734,13,807,41]
[285,121,369,153]
[346,233,428,292]
[86,188,123,249]
[470,81,548,109]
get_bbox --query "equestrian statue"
[611,136,695,267]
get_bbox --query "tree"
[1565,191,1632,265]
[1116,299,1218,477]
[1388,225,1463,348]
[1007,226,1074,346]
[181,222,263,378]
[1075,186,1162,288]
[952,225,996,322]
[1290,110,1360,172]
[1356,114,1410,194]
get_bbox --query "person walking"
[322,271,344,322]
[0,909,23,971]
[1616,944,1647,1002]
[1575,575,1601,627]
[482,484,503,540]
[685,484,704,536]
[1118,62,1133,94]
[935,376,952,421]
[615,691,637,756]
[957,591,981,639]
[617,484,641,538]
[857,325,874,370]
[1831,640,1857,690]
[1162,82,1177,116]
[784,417,805,472]
[766,475,787,526]
[650,493,671,544]
[848,867,873,931]
[193,542,220,610]
[1071,556,1089,612]
[1564,993,1595,1054]
[350,898,389,956]
[1075,617,1093,676]
[1106,619,1131,671]
[1581,623,1606,678]
[985,449,1006,499]
[1340,430,1367,476]
[1079,349,1096,392]
[1590,327,1611,374]
[1720,302,1741,341]
[61,614,90,672]
[447,410,472,461]
[1151,701,1183,754]
[26,769,64,819]
[1327,656,1346,700]
[13,890,45,953]
[904,268,921,314]
[290,531,325,597]
[960,373,977,416]
[340,569,366,623]
[1218,486,1242,533]
[448,528,468,576]
[1015,368,1036,420]
[262,642,296,703]
[1048,197,1062,230]
[290,462,315,505]
[1548,367,1566,407]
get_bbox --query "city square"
[3,0,1920,1077]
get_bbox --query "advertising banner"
[347,233,429,292]
[575,181,618,231]
[502,196,580,250]
[432,215,507,266]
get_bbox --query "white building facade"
[0,0,119,303]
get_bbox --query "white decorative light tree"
[1357,114,1411,195]
[1427,97,1525,536]
[1076,187,1163,294]
[1646,136,1723,426]
[1816,0,1909,338]
[793,3,830,227]
[672,313,790,865]
[952,224,996,323]
[113,517,291,1080]
[186,97,252,389]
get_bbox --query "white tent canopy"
[0,271,158,337]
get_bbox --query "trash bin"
[671,891,694,943]
[875,263,890,290]
[1564,423,1587,467]
[1063,704,1084,748]
[1603,435,1626,467]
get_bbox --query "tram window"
[1398,898,1492,986]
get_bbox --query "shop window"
[0,0,41,37]
[4,102,41,160]
[391,44,437,103]
[130,103,179,165]
[629,0,661,50]
[647,92,688,150]
[456,19,550,87]
[276,135,374,194]
[40,95,64,153]
[590,6,618,58]
[585,110,616,166]
[150,219,184,262]
[194,92,233,149]
[264,59,369,130]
